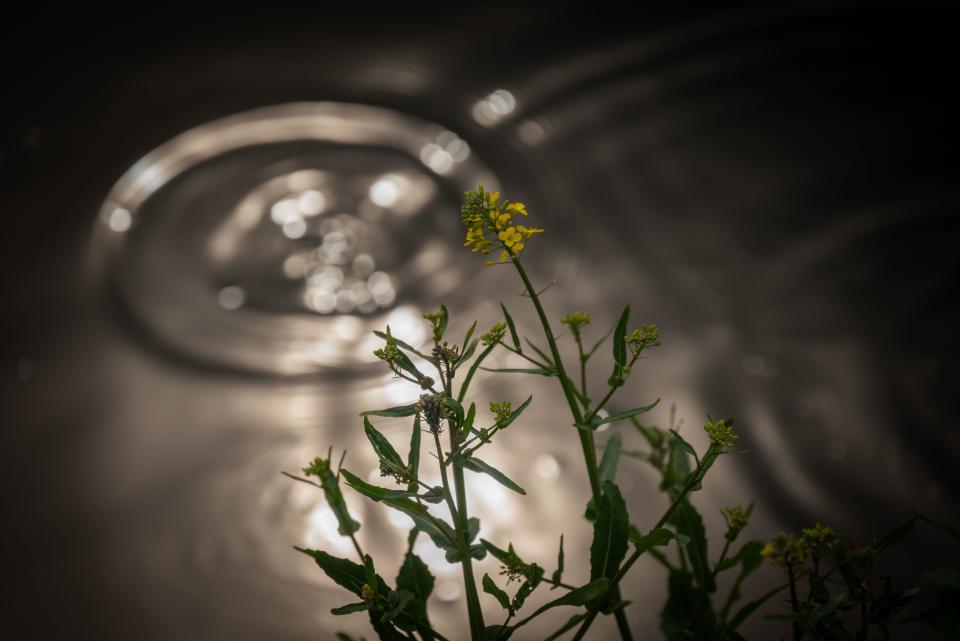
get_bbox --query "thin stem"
[432,430,485,640]
[541,577,578,591]
[788,564,801,641]
[510,256,600,500]
[583,351,641,424]
[453,456,486,640]
[511,255,633,640]
[456,343,495,404]
[502,344,552,370]
[574,332,590,409]
[348,533,365,562]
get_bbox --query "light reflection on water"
[70,13,958,641]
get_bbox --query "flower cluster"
[561,311,591,338]
[625,324,661,355]
[489,401,513,428]
[761,533,809,568]
[704,417,738,449]
[417,393,446,434]
[802,522,836,550]
[480,322,507,346]
[461,186,543,265]
[722,504,753,541]
[496,543,535,584]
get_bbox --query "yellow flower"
[487,191,500,205]
[496,213,512,229]
[498,226,523,247]
[507,202,527,215]
[761,543,775,558]
[516,225,543,239]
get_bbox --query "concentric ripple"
[90,103,500,375]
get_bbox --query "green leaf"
[607,305,630,387]
[593,400,661,426]
[519,578,611,624]
[374,330,436,364]
[383,589,415,623]
[727,582,788,631]
[501,395,533,429]
[512,563,545,611]
[483,574,513,613]
[456,338,480,369]
[923,569,960,591]
[480,366,554,376]
[294,456,359,537]
[544,614,587,640]
[331,601,372,615]
[668,429,699,468]
[718,541,765,620]
[660,569,715,641]
[551,534,565,588]
[361,404,419,418]
[397,550,434,603]
[407,415,421,493]
[435,304,449,342]
[523,337,554,366]
[598,434,622,483]
[874,514,919,553]
[294,548,389,598]
[589,481,630,582]
[456,454,526,495]
[462,320,478,350]
[629,527,675,551]
[364,417,405,469]
[501,302,521,351]
[340,470,456,553]
[670,497,714,593]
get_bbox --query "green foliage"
[284,187,957,641]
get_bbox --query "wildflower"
[722,504,753,541]
[761,533,808,568]
[361,584,375,601]
[460,186,543,265]
[704,417,737,449]
[561,311,591,338]
[802,522,835,549]
[625,325,660,354]
[489,401,513,428]
[481,322,507,346]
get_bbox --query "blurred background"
[2,4,958,639]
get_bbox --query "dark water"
[3,6,959,640]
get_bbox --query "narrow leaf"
[457,455,526,495]
[483,574,513,613]
[364,417,405,469]
[361,404,419,418]
[480,366,554,376]
[331,602,372,615]
[551,534,565,588]
[594,399,661,426]
[501,302,521,351]
[608,305,630,387]
[598,434,622,483]
[407,415,421,493]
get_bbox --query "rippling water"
[6,6,959,640]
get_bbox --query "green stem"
[510,257,600,500]
[788,564,801,641]
[433,430,485,640]
[511,256,633,640]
